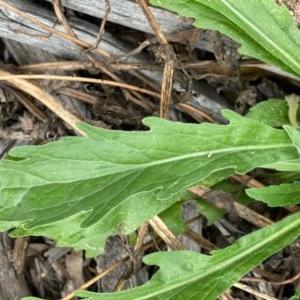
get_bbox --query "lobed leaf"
[75,210,300,299]
[0,110,298,256]
[247,125,300,206]
[181,190,224,225]
[262,125,300,171]
[246,181,300,206]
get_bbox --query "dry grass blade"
[233,282,278,300]
[0,68,85,136]
[88,0,111,50]
[160,51,174,119]
[149,215,185,250]
[137,0,167,45]
[0,74,160,98]
[137,0,174,119]
[61,257,129,300]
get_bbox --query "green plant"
[2,0,300,299]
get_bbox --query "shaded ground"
[1,1,300,299]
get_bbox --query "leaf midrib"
[220,0,300,73]
[133,142,293,168]
[20,142,294,186]
[132,212,300,299]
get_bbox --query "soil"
[1,1,300,299]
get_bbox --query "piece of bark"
[0,0,151,61]
[0,0,232,122]
[48,0,239,55]
[0,234,31,300]
[95,236,148,292]
[181,200,202,253]
[1,0,239,64]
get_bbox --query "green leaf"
[290,295,300,300]
[247,124,300,207]
[181,191,224,225]
[290,282,300,300]
[75,210,300,299]
[150,0,300,77]
[246,98,290,127]
[255,123,300,171]
[286,94,300,128]
[212,179,253,205]
[0,111,297,256]
[196,197,223,225]
[285,125,300,154]
[261,159,300,171]
[159,201,186,236]
[246,181,300,206]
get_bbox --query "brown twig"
[189,186,273,228]
[113,222,150,292]
[178,102,218,123]
[53,0,75,36]
[86,0,111,51]
[136,0,175,118]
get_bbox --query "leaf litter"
[1,0,300,299]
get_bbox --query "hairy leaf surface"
[0,111,297,256]
[150,0,300,77]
